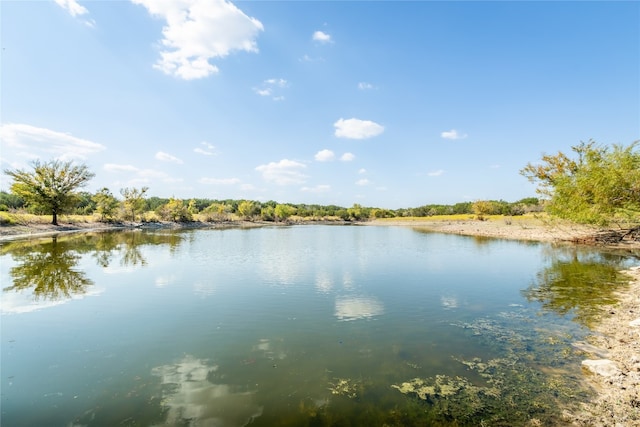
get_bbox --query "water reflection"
[3,236,94,303]
[152,355,263,426]
[1,231,184,310]
[335,295,384,321]
[522,247,633,326]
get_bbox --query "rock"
[629,318,640,327]
[572,341,610,358]
[582,359,620,377]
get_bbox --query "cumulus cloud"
[427,169,445,176]
[314,149,335,162]
[55,0,95,27]
[155,151,183,164]
[194,141,216,156]
[132,0,264,80]
[334,118,384,140]
[255,159,307,185]
[0,123,105,160]
[301,184,331,193]
[441,129,468,140]
[253,78,288,100]
[312,30,332,43]
[356,178,370,186]
[358,168,367,174]
[199,177,241,185]
[340,152,355,162]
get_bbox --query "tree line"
[2,140,638,227]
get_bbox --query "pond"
[0,225,635,426]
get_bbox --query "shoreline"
[1,218,639,424]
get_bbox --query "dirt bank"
[569,266,640,426]
[370,217,640,249]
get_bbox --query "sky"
[1,0,638,209]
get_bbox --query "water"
[0,225,635,426]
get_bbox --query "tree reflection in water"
[2,230,184,303]
[522,247,635,327]
[4,236,93,301]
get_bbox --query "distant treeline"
[0,190,541,222]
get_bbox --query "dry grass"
[374,213,550,225]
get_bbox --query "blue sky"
[1,0,638,209]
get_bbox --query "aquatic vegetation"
[389,311,592,425]
[328,378,360,398]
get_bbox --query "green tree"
[157,198,193,222]
[521,140,640,225]
[202,202,231,222]
[120,187,149,221]
[260,205,275,221]
[274,204,296,222]
[4,160,95,225]
[472,200,493,220]
[237,200,257,220]
[0,191,25,210]
[92,188,120,222]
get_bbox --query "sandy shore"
[1,218,639,424]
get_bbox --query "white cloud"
[427,169,445,176]
[301,184,331,193]
[300,54,323,62]
[358,168,367,174]
[441,129,468,140]
[155,151,183,164]
[253,78,288,100]
[314,149,335,162]
[340,152,355,162]
[312,30,332,43]
[104,163,180,185]
[358,82,374,90]
[194,142,216,156]
[255,159,307,185]
[132,0,264,80]
[335,296,384,321]
[54,0,95,27]
[334,118,384,140]
[356,178,370,186]
[0,123,105,160]
[199,177,241,185]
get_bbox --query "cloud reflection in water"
[152,355,263,426]
[335,296,384,321]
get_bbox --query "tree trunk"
[52,211,58,226]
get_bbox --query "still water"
[0,225,635,426]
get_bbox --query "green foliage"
[0,191,25,209]
[237,200,258,220]
[521,140,640,225]
[157,198,193,222]
[274,204,296,221]
[4,160,95,225]
[120,187,149,221]
[202,202,232,222]
[92,188,120,222]
[471,200,493,220]
[260,205,275,221]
